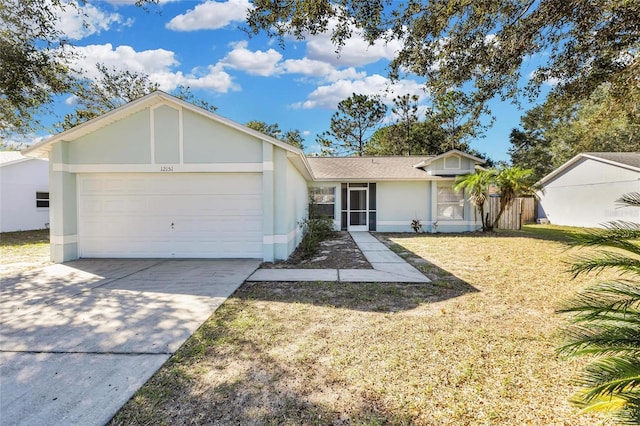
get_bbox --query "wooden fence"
[487,197,536,230]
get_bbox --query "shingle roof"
[586,152,640,169]
[0,151,27,166]
[307,156,434,180]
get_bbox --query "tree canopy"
[245,120,305,150]
[0,0,76,137]
[317,93,386,156]
[0,0,159,137]
[247,0,640,123]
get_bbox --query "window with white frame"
[309,186,335,219]
[437,185,463,220]
[36,192,49,208]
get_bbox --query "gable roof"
[411,149,486,168]
[585,152,640,169]
[0,151,46,168]
[538,152,640,186]
[307,156,434,181]
[21,91,307,161]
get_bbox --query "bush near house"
[296,216,335,259]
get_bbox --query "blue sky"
[42,0,553,162]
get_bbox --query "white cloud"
[217,42,367,81]
[302,19,403,67]
[71,44,238,93]
[220,41,282,76]
[104,0,179,5]
[65,95,79,106]
[528,70,560,87]
[57,3,130,40]
[166,0,253,31]
[280,58,364,81]
[293,74,425,109]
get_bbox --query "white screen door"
[347,187,368,231]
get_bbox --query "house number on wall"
[160,166,174,172]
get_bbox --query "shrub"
[297,216,335,259]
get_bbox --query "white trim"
[263,161,274,171]
[428,169,471,176]
[51,234,78,245]
[377,221,416,226]
[431,220,479,225]
[263,231,296,245]
[538,153,640,186]
[178,107,184,164]
[52,163,264,173]
[150,106,155,164]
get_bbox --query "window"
[437,185,463,220]
[309,187,335,219]
[36,192,49,208]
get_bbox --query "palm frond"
[558,281,640,315]
[558,325,640,358]
[617,192,640,208]
[568,251,640,278]
[575,356,640,397]
[558,192,640,424]
[569,224,640,256]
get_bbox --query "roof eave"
[538,153,640,186]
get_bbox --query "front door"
[347,187,368,231]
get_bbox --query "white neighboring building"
[537,152,640,228]
[0,151,50,233]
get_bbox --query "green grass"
[513,224,591,243]
[1,228,49,246]
[0,229,50,274]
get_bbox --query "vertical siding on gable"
[153,105,180,164]
[67,110,151,164]
[182,109,262,163]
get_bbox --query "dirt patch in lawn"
[0,229,51,276]
[260,231,371,269]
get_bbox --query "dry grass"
[0,229,51,276]
[112,226,607,425]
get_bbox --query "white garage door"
[78,173,263,258]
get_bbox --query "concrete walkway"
[1,259,260,426]
[248,232,430,283]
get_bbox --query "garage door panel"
[78,173,263,258]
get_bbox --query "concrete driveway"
[0,259,260,426]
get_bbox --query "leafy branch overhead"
[247,0,640,119]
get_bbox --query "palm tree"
[454,169,497,231]
[491,166,537,229]
[557,192,640,424]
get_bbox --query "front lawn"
[0,229,50,276]
[112,225,603,425]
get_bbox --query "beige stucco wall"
[376,181,431,232]
[68,110,151,164]
[182,109,262,163]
